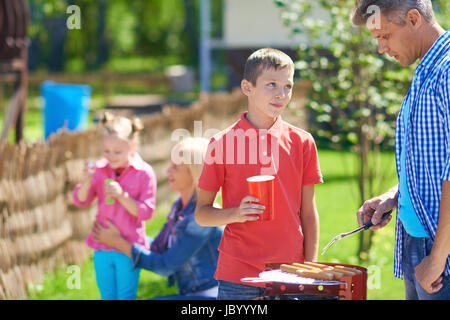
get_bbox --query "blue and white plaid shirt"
[394,30,450,279]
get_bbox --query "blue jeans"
[217,280,266,300]
[402,230,450,300]
[93,250,141,300]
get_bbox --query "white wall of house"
[223,0,300,48]
[201,0,329,91]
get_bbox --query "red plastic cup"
[246,175,275,221]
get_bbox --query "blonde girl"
[73,113,157,300]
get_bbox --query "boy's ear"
[241,79,254,97]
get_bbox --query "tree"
[434,0,450,27]
[28,0,225,72]
[275,0,417,260]
[29,0,110,71]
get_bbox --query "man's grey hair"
[351,0,435,26]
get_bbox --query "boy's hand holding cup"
[233,175,275,223]
[246,175,275,221]
[234,195,265,223]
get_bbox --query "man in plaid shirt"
[352,0,449,299]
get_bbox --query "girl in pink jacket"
[73,113,156,300]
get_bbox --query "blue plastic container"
[41,81,91,139]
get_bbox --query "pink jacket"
[73,153,156,251]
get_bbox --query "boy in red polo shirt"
[195,48,323,300]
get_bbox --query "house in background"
[200,0,326,91]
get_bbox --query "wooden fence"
[0,84,308,299]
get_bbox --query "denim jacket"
[131,197,222,295]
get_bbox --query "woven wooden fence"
[0,85,308,300]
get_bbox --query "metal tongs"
[321,210,392,255]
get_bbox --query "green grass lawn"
[26,149,405,300]
[316,149,404,299]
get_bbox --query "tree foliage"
[27,0,224,72]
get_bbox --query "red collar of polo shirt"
[237,112,283,140]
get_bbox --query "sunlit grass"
[316,149,404,299]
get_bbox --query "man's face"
[369,13,419,66]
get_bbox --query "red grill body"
[260,262,367,300]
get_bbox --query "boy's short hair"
[243,48,295,86]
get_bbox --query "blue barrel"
[41,81,91,139]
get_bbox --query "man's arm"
[415,69,450,293]
[431,181,450,263]
[300,184,319,262]
[195,189,264,226]
[415,180,450,293]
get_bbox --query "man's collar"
[418,29,450,70]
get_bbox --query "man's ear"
[241,79,254,97]
[406,9,423,29]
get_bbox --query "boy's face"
[242,66,294,123]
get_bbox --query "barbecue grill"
[243,262,367,300]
